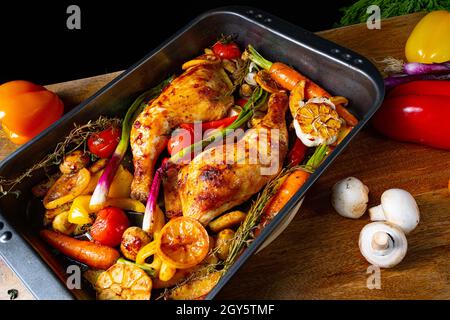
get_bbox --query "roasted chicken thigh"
[130,60,234,202]
[178,92,289,225]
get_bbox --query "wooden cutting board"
[1,12,450,300]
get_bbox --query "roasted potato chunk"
[59,150,90,174]
[215,229,235,260]
[43,202,72,225]
[52,211,76,235]
[88,158,108,174]
[208,210,246,233]
[43,168,91,209]
[120,227,152,261]
[168,271,221,300]
[32,173,61,198]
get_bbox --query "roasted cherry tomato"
[236,98,249,107]
[167,124,194,156]
[90,207,129,247]
[88,126,121,159]
[212,41,241,60]
[0,80,64,144]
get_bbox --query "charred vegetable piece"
[88,159,109,174]
[32,173,61,198]
[215,229,235,260]
[40,230,119,270]
[43,168,91,209]
[95,262,152,300]
[208,211,246,233]
[168,271,221,300]
[59,150,90,174]
[43,202,72,225]
[52,211,76,235]
[182,54,221,70]
[255,69,282,93]
[120,227,152,261]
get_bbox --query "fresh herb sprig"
[336,0,450,27]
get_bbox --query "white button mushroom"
[369,188,420,234]
[359,222,408,268]
[331,177,369,219]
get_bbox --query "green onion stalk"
[89,76,173,210]
[169,86,268,164]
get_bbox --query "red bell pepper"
[372,80,450,150]
[167,116,239,156]
[287,138,308,166]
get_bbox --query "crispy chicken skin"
[130,62,234,202]
[178,92,289,225]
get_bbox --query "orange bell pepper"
[0,80,64,144]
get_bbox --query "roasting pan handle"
[0,217,74,299]
[223,6,381,77]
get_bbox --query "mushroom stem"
[372,231,389,251]
[369,204,385,221]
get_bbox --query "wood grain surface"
[2,12,449,300]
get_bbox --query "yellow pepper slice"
[108,165,133,198]
[104,198,145,213]
[82,165,133,198]
[68,195,146,225]
[68,195,93,225]
[405,10,450,63]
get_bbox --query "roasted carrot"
[40,230,120,270]
[335,104,359,126]
[248,45,359,125]
[254,169,309,236]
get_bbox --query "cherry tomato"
[212,41,241,60]
[167,125,194,156]
[90,207,129,247]
[88,126,121,159]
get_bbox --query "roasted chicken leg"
[130,60,234,202]
[178,92,289,225]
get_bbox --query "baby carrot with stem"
[254,143,328,236]
[247,45,358,126]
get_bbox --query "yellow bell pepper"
[68,195,146,225]
[82,165,133,198]
[405,10,450,63]
[68,195,93,225]
[108,165,133,198]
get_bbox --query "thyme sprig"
[0,117,120,199]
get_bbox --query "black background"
[0,0,354,84]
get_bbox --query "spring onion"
[89,76,173,210]
[169,86,268,164]
[384,73,450,90]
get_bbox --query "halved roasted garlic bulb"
[292,97,342,147]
